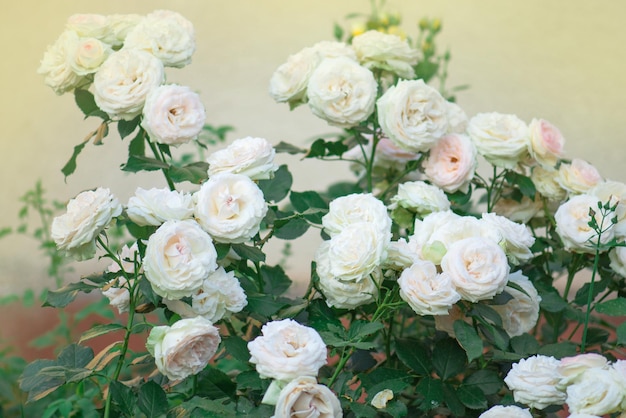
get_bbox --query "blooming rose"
[69,37,111,76]
[146,316,220,381]
[207,137,278,181]
[566,367,626,416]
[557,353,609,388]
[269,47,320,106]
[398,260,461,315]
[307,57,377,128]
[38,30,82,95]
[481,212,535,264]
[609,247,626,277]
[558,158,602,194]
[383,238,421,271]
[377,79,449,153]
[445,101,469,134]
[322,193,392,239]
[103,14,144,46]
[248,319,327,381]
[124,9,195,68]
[479,405,532,418]
[492,272,541,337]
[93,49,164,120]
[467,112,529,169]
[66,13,108,38]
[589,180,626,238]
[504,355,566,409]
[390,181,450,216]
[352,30,419,78]
[143,219,218,299]
[127,187,194,226]
[102,243,140,314]
[423,133,477,193]
[531,166,568,201]
[273,376,341,418]
[194,173,268,243]
[141,84,206,146]
[51,188,122,260]
[528,118,565,168]
[441,237,510,302]
[555,194,615,253]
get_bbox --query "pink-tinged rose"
[69,37,111,76]
[558,158,602,194]
[273,376,342,418]
[423,133,477,193]
[557,353,609,388]
[555,194,615,253]
[467,112,529,169]
[528,118,565,168]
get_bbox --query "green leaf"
[127,129,145,157]
[415,377,444,410]
[348,320,384,340]
[222,336,251,364]
[137,381,168,417]
[395,338,431,376]
[333,22,344,41]
[171,396,237,417]
[273,217,310,240]
[79,324,125,344]
[122,155,168,173]
[214,243,231,260]
[617,322,626,345]
[537,342,577,359]
[505,171,536,198]
[118,116,140,139]
[245,294,289,317]
[260,264,292,295]
[366,379,410,403]
[56,344,94,368]
[432,338,466,380]
[468,303,503,327]
[290,190,328,222]
[305,138,348,159]
[574,276,608,306]
[110,380,136,417]
[74,89,107,119]
[414,60,439,83]
[510,333,539,356]
[258,165,292,203]
[274,141,307,155]
[348,402,377,418]
[168,162,210,184]
[443,383,465,417]
[453,321,483,362]
[19,359,64,401]
[235,370,265,391]
[539,290,568,313]
[463,369,502,395]
[585,327,610,345]
[477,322,509,351]
[231,243,266,263]
[43,281,99,308]
[197,368,237,400]
[138,276,160,307]
[307,298,343,332]
[61,140,88,179]
[595,297,626,316]
[456,384,487,410]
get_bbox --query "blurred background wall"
[1,0,626,295]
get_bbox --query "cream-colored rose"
[352,30,419,78]
[532,166,568,201]
[93,49,164,120]
[492,272,541,337]
[479,405,532,418]
[557,353,609,388]
[390,181,450,216]
[103,14,144,46]
[124,9,195,68]
[481,213,535,265]
[248,319,327,381]
[445,101,469,134]
[399,260,461,315]
[69,37,111,76]
[467,112,529,169]
[322,193,391,238]
[307,57,377,128]
[273,376,341,418]
[441,237,510,302]
[504,355,566,410]
[609,247,626,277]
[127,187,194,226]
[38,30,82,95]
[493,194,544,224]
[311,40,356,60]
[528,118,565,168]
[207,137,278,180]
[383,238,421,270]
[146,316,220,381]
[66,13,108,39]
[558,158,602,194]
[141,84,206,146]
[51,188,122,261]
[423,133,477,193]
[143,219,218,299]
[194,173,268,243]
[566,367,626,416]
[589,180,626,238]
[555,194,615,253]
[377,79,449,153]
[269,47,320,106]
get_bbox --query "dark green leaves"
[432,338,466,381]
[305,138,348,159]
[74,89,108,120]
[453,321,483,362]
[258,165,292,203]
[595,297,626,316]
[137,381,168,417]
[395,338,431,376]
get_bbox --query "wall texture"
[1,1,625,295]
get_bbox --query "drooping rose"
[273,376,342,418]
[398,260,461,315]
[207,137,278,180]
[504,355,566,409]
[467,112,529,169]
[127,187,194,226]
[423,133,477,193]
[492,272,541,337]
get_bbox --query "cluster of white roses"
[504,353,626,416]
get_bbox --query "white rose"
[481,213,535,265]
[352,30,419,78]
[311,40,356,60]
[269,47,320,106]
[51,187,122,261]
[504,355,566,409]
[492,272,541,337]
[38,30,82,95]
[69,37,111,76]
[479,405,532,418]
[558,158,602,194]
[93,49,164,120]
[322,193,391,238]
[528,118,565,168]
[555,194,615,253]
[307,57,377,128]
[566,367,626,416]
[390,181,450,216]
[609,247,626,277]
[567,414,602,418]
[127,187,194,226]
[103,14,144,46]
[557,353,609,388]
[445,101,469,134]
[191,267,247,323]
[423,133,477,193]
[66,13,108,39]
[441,237,510,302]
[146,316,220,381]
[493,195,544,223]
[207,137,278,180]
[377,79,449,153]
[194,173,268,243]
[467,112,529,169]
[398,260,461,316]
[123,9,195,68]
[382,238,421,271]
[589,180,626,238]
[143,219,218,299]
[272,376,341,418]
[248,319,327,381]
[532,166,568,201]
[141,84,206,146]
